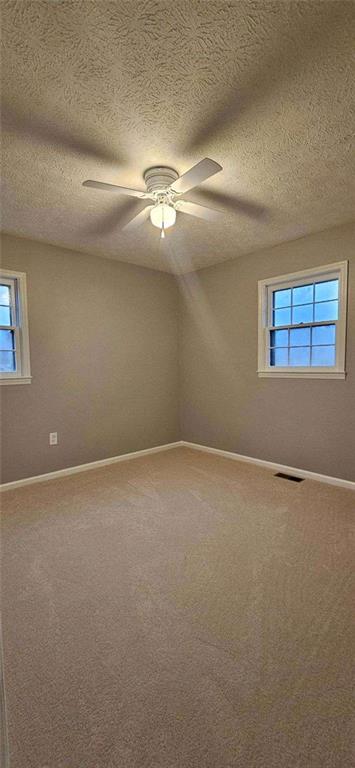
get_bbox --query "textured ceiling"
[1,0,355,274]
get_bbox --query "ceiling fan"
[83,158,223,238]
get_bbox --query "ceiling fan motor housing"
[144,166,179,196]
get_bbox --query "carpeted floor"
[1,446,354,768]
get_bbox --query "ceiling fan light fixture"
[150,203,176,231]
[83,159,224,234]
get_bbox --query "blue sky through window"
[270,320,337,368]
[0,351,15,372]
[273,278,339,329]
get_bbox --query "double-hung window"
[258,261,348,379]
[0,269,31,384]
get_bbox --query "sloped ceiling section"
[1,0,355,273]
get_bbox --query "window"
[258,261,348,379]
[0,269,31,384]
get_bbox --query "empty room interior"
[1,2,355,767]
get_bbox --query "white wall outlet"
[49,432,58,446]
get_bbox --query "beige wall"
[179,222,355,481]
[0,234,179,483]
[2,223,354,485]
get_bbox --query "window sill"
[0,376,32,386]
[258,371,346,380]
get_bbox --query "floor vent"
[274,472,304,483]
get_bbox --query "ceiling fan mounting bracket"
[144,166,179,195]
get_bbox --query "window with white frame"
[258,261,348,379]
[0,269,31,384]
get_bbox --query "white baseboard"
[181,441,355,491]
[0,441,184,492]
[1,439,354,493]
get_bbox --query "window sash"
[266,271,339,328]
[0,277,17,328]
[0,278,20,375]
[268,318,336,332]
[0,271,31,381]
[257,261,348,378]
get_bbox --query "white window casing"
[257,261,348,379]
[0,269,31,385]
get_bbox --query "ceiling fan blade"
[176,200,222,221]
[83,180,148,198]
[171,158,222,195]
[122,205,154,231]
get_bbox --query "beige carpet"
[1,447,354,768]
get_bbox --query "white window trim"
[0,269,32,385]
[257,260,348,379]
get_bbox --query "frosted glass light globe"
[150,203,176,230]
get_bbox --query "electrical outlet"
[49,432,58,446]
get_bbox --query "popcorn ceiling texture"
[1,0,355,273]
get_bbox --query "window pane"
[0,330,15,350]
[0,285,10,305]
[273,307,291,327]
[315,279,338,302]
[270,329,288,347]
[0,306,11,325]
[312,324,336,345]
[311,345,335,366]
[314,300,338,322]
[292,304,313,324]
[270,347,288,366]
[0,350,16,372]
[289,346,310,366]
[289,327,311,346]
[273,289,291,308]
[292,284,313,305]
